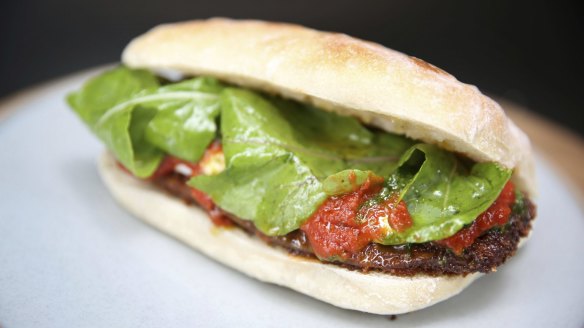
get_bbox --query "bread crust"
[99,151,481,315]
[122,18,536,195]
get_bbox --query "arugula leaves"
[380,144,512,244]
[189,89,411,235]
[323,170,382,196]
[144,78,224,163]
[69,67,512,243]
[68,67,223,177]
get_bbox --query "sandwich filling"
[68,67,535,275]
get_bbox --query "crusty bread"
[122,18,535,196]
[99,151,482,315]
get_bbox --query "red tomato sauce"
[359,194,413,233]
[148,140,223,180]
[148,156,202,180]
[118,141,232,227]
[301,179,413,260]
[437,181,516,254]
[190,188,232,227]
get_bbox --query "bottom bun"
[98,151,482,315]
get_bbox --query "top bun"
[122,18,535,195]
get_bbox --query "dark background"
[1,0,582,136]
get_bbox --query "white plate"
[1,68,583,328]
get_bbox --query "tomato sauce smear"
[301,178,413,260]
[118,141,232,227]
[437,181,516,255]
[148,156,202,180]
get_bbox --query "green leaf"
[144,77,225,162]
[67,67,224,177]
[190,88,414,235]
[323,170,381,196]
[191,154,327,235]
[68,67,164,177]
[379,144,512,244]
[67,66,159,128]
[266,96,413,178]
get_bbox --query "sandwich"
[67,18,536,314]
